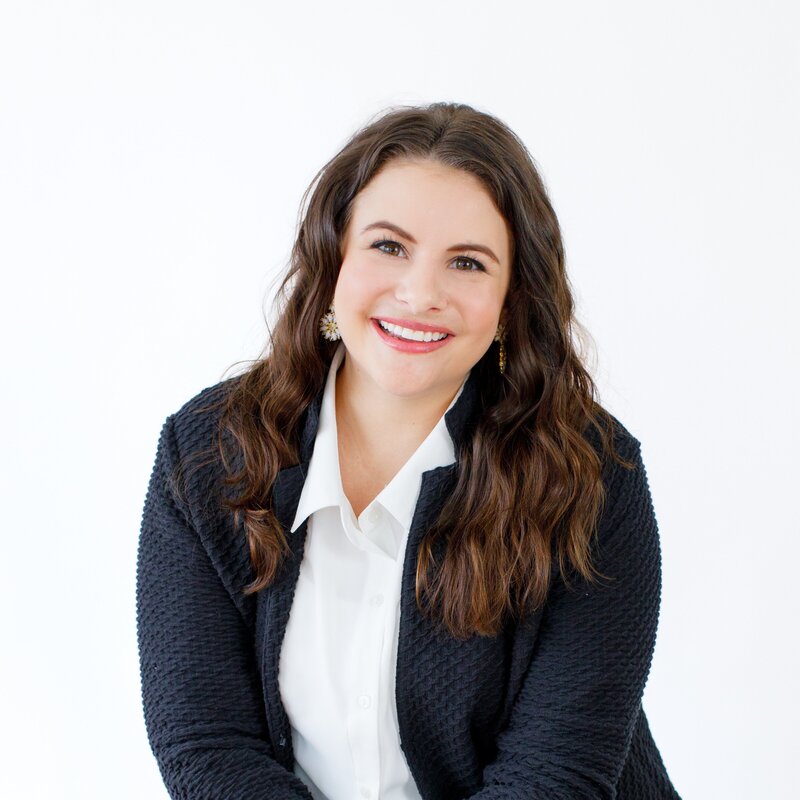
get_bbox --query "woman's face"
[333,158,512,404]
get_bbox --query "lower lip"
[371,319,453,353]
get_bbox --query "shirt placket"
[345,507,396,800]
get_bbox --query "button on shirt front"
[279,344,465,800]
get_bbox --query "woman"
[137,101,681,799]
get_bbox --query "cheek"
[459,291,504,337]
[334,257,391,313]
[333,260,361,311]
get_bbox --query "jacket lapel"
[255,460,310,767]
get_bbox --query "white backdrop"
[1,1,797,798]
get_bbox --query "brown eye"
[372,240,403,257]
[452,256,487,272]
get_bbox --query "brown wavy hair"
[203,101,634,639]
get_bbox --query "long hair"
[197,102,634,639]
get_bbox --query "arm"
[469,438,662,800]
[136,415,313,800]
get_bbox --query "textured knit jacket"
[136,368,682,800]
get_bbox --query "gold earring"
[493,323,506,374]
[319,304,341,341]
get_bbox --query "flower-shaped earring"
[319,304,341,341]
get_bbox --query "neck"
[334,355,461,458]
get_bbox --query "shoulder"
[586,412,659,584]
[167,374,244,460]
[583,407,643,471]
[580,408,656,550]
[156,375,256,612]
[152,375,247,525]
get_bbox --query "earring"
[319,304,341,341]
[493,323,507,374]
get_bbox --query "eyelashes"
[370,239,487,273]
[372,240,404,258]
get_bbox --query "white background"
[1,1,798,798]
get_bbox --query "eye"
[452,255,487,273]
[371,239,404,257]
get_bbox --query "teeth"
[378,320,448,342]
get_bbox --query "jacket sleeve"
[468,437,662,800]
[136,415,313,800]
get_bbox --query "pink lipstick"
[371,318,453,354]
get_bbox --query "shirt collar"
[290,344,347,533]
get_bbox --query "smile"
[371,318,453,354]
[377,319,449,342]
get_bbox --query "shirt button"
[367,506,381,524]
[360,788,371,798]
[370,594,384,607]
[357,694,372,709]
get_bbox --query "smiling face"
[333,158,513,406]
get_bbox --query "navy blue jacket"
[136,370,681,799]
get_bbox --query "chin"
[376,374,432,398]
[375,367,453,401]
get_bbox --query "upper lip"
[373,316,455,336]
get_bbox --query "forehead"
[347,159,512,259]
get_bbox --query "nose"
[394,256,447,313]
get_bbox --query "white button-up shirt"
[279,343,465,800]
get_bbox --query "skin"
[332,157,513,515]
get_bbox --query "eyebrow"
[360,220,501,265]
